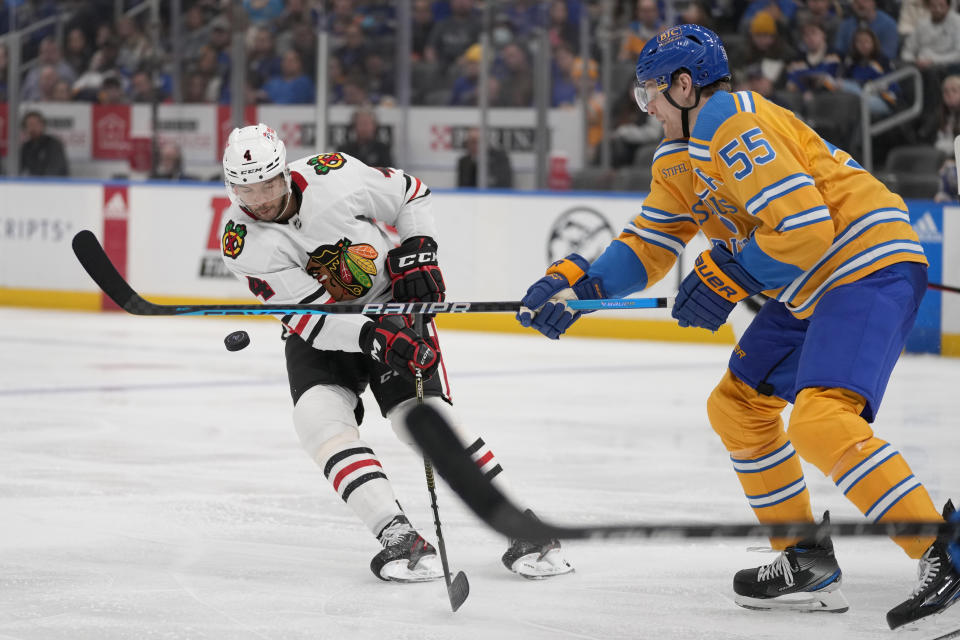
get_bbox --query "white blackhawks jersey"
[219,151,438,353]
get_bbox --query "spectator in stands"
[19,111,69,177]
[341,76,370,106]
[919,74,960,154]
[729,12,796,89]
[901,0,960,112]
[21,64,61,102]
[551,42,598,107]
[247,26,282,90]
[51,79,74,101]
[129,69,164,103]
[115,15,153,75]
[22,37,77,99]
[456,127,514,188]
[619,0,663,62]
[739,0,799,37]
[450,42,484,106]
[327,0,359,51]
[680,0,718,31]
[363,51,396,106]
[933,158,958,202]
[498,0,540,42]
[424,0,480,73]
[834,0,899,61]
[98,75,127,104]
[243,0,285,25]
[64,27,93,78]
[898,0,957,36]
[547,0,579,51]
[411,0,437,61]
[274,0,314,35]
[181,3,212,66]
[792,0,843,45]
[286,22,319,78]
[493,41,534,107]
[150,142,194,180]
[263,50,315,104]
[182,71,212,103]
[839,27,899,117]
[785,21,842,99]
[341,107,393,167]
[336,22,370,76]
[192,45,228,103]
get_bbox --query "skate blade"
[512,548,575,580]
[735,587,849,613]
[379,555,443,583]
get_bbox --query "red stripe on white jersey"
[407,177,422,203]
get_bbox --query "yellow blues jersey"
[588,90,926,318]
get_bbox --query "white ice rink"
[2,307,959,640]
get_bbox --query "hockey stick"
[405,404,960,543]
[929,282,960,294]
[415,317,469,612]
[71,231,671,317]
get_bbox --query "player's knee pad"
[292,384,360,462]
[787,386,873,475]
[387,396,469,448]
[706,369,788,454]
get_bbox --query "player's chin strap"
[664,87,703,138]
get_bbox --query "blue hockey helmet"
[634,24,730,112]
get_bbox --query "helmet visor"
[230,173,288,207]
[633,78,660,113]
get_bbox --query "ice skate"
[887,501,960,630]
[501,509,574,579]
[733,512,848,613]
[370,515,443,583]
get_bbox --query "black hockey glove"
[386,236,446,304]
[360,315,439,382]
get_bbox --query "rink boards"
[0,178,954,354]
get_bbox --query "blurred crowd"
[2,0,959,194]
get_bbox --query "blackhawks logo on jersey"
[307,152,347,175]
[305,238,378,300]
[222,220,247,259]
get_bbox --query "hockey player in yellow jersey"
[517,25,959,629]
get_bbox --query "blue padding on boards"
[905,201,942,354]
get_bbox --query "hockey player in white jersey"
[219,123,572,582]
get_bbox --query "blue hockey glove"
[672,245,764,331]
[517,254,605,339]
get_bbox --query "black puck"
[224,330,250,352]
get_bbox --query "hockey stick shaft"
[416,318,469,611]
[929,282,960,294]
[72,230,670,316]
[406,404,960,543]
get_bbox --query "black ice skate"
[501,509,574,579]
[887,500,960,630]
[370,514,443,583]
[733,511,849,613]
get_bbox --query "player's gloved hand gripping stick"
[517,254,607,339]
[672,245,765,331]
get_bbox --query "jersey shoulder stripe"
[690,91,741,146]
[653,138,688,163]
[745,173,816,216]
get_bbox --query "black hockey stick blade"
[406,404,960,543]
[448,571,469,612]
[72,229,140,310]
[929,282,960,294]
[73,230,668,317]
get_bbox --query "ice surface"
[1,308,959,640]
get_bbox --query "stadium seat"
[612,166,653,192]
[879,145,947,199]
[571,168,615,191]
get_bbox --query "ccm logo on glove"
[396,251,438,268]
